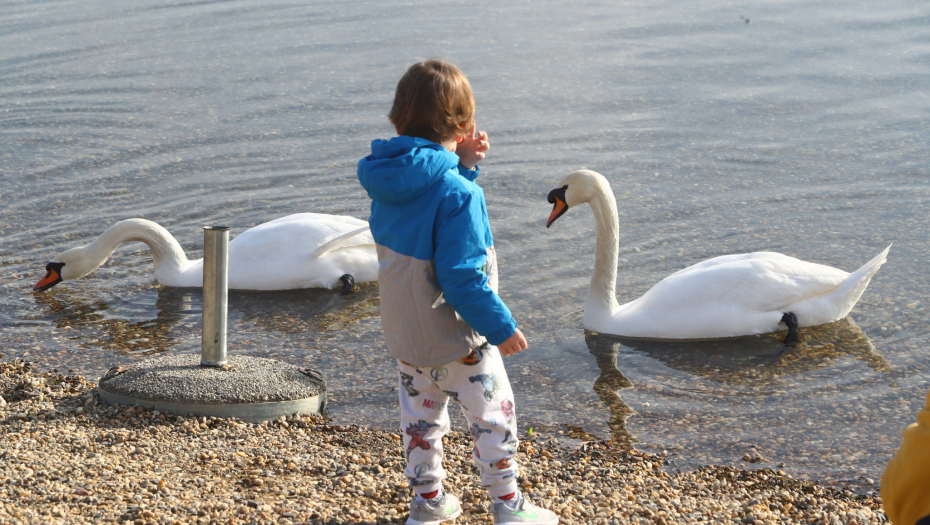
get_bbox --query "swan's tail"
[307,225,373,260]
[841,244,891,293]
[786,244,890,328]
[825,244,891,317]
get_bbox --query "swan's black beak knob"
[546,185,569,228]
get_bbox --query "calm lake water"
[2,0,929,492]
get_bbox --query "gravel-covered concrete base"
[96,354,326,422]
[98,354,325,405]
[0,358,888,525]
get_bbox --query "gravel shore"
[0,358,888,525]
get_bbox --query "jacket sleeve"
[457,164,478,178]
[881,389,930,525]
[433,190,517,346]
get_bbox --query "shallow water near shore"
[2,0,929,493]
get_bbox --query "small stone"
[364,487,375,497]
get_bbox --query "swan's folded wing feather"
[225,215,375,289]
[307,226,374,260]
[666,252,814,278]
[230,215,370,261]
[637,257,850,314]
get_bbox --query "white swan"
[546,169,890,342]
[34,213,379,292]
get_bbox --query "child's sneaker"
[491,492,559,525]
[406,492,461,525]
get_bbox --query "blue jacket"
[358,136,517,366]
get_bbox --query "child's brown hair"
[389,59,475,145]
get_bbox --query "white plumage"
[547,169,890,339]
[36,213,378,291]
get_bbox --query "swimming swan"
[546,169,890,343]
[34,213,378,292]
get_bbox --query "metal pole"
[202,226,230,366]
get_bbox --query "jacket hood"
[358,136,461,204]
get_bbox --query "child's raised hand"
[455,121,490,169]
[497,328,528,357]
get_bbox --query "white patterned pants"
[397,343,520,499]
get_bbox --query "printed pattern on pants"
[397,344,520,498]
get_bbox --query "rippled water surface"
[2,0,929,491]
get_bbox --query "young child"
[881,387,930,525]
[358,59,559,525]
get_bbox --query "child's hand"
[498,328,528,357]
[455,121,490,169]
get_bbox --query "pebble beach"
[0,357,889,525]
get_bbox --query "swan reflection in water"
[582,316,889,447]
[31,283,380,358]
[582,330,638,447]
[31,287,185,357]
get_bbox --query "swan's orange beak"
[547,199,567,228]
[34,262,64,291]
[546,185,570,228]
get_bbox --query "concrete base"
[98,354,325,423]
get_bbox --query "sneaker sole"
[495,518,559,525]
[405,507,462,525]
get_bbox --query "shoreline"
[0,358,886,524]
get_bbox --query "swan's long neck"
[586,181,621,317]
[64,219,195,285]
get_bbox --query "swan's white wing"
[231,215,355,257]
[226,213,376,290]
[308,225,374,260]
[636,254,850,314]
[603,249,889,339]
[666,252,820,278]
